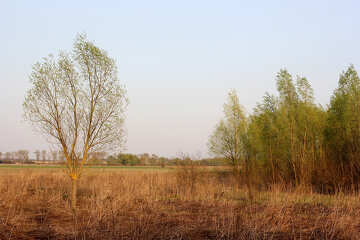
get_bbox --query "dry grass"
[0,168,360,239]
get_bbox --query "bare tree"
[5,152,11,161]
[58,151,65,163]
[139,153,150,165]
[17,150,29,163]
[51,151,58,162]
[89,151,107,163]
[23,34,128,210]
[11,152,16,161]
[34,150,41,161]
[41,150,47,162]
[0,152,2,161]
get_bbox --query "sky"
[1,0,360,158]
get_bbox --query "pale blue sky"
[1,0,360,157]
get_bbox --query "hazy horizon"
[1,0,360,158]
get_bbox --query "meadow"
[1,165,360,240]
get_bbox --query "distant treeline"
[0,150,65,163]
[0,150,226,166]
[103,153,226,166]
[209,65,360,193]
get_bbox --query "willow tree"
[326,65,360,188]
[23,34,128,209]
[251,93,280,183]
[208,89,253,200]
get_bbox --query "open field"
[1,167,360,240]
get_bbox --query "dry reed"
[0,168,359,239]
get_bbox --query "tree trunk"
[246,176,253,201]
[71,178,77,210]
[245,157,253,201]
[269,144,275,184]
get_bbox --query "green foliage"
[208,89,254,199]
[107,153,140,166]
[208,89,248,166]
[23,34,128,209]
[210,66,360,191]
[23,34,128,178]
[325,65,360,186]
[247,70,326,186]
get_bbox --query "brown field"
[1,167,360,240]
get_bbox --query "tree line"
[105,153,226,166]
[0,150,225,166]
[0,150,107,163]
[0,150,60,163]
[209,65,360,194]
[77,151,226,166]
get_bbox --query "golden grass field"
[1,166,360,240]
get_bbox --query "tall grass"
[0,168,359,239]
